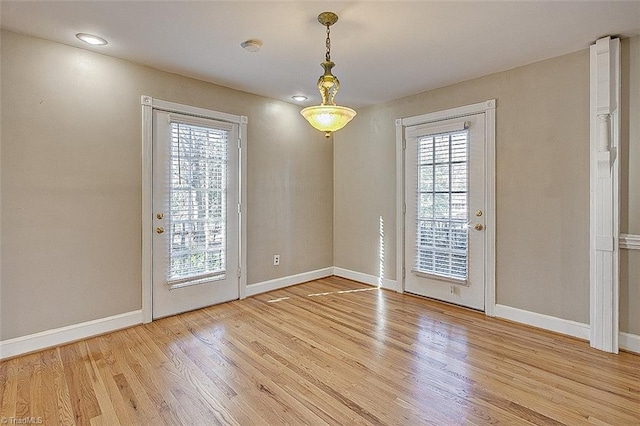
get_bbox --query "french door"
[152,110,240,319]
[404,113,486,310]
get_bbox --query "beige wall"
[336,36,640,329]
[335,49,593,323]
[620,250,640,335]
[0,30,333,340]
[620,36,640,335]
[1,28,638,342]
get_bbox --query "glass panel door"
[404,113,485,310]
[152,111,240,319]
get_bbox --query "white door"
[404,113,486,310]
[152,110,240,319]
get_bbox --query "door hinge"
[402,138,406,150]
[238,138,242,149]
[403,203,406,214]
[238,203,241,214]
[237,268,241,278]
[402,266,406,278]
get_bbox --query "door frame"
[141,96,248,323]
[395,99,496,316]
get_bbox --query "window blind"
[413,130,469,281]
[167,120,229,286]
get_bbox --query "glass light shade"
[300,105,357,137]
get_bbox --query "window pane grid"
[414,130,469,281]
[168,122,228,283]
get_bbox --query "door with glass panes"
[152,110,239,319]
[404,113,485,310]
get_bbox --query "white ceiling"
[1,1,639,108]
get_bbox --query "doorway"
[397,100,495,313]
[141,97,247,321]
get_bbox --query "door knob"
[156,226,165,234]
[474,223,484,231]
[157,212,164,220]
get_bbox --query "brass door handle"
[474,223,484,231]
[156,226,165,234]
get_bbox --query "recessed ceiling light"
[76,33,108,46]
[292,95,308,102]
[241,39,263,53]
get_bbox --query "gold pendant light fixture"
[301,12,356,138]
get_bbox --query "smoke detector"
[241,39,263,53]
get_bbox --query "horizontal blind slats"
[413,129,469,281]
[167,121,229,283]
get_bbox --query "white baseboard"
[3,277,635,360]
[246,267,333,297]
[333,267,397,291]
[494,304,590,340]
[619,331,640,354]
[0,310,143,360]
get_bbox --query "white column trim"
[589,37,621,353]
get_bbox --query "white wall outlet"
[273,254,280,266]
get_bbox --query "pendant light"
[301,12,356,138]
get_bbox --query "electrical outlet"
[273,254,280,266]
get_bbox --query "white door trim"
[141,96,247,323]
[395,99,496,316]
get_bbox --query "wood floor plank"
[120,327,206,426]
[0,358,18,420]
[80,342,120,425]
[28,352,44,422]
[174,311,320,425]
[14,354,34,420]
[51,347,76,426]
[83,336,138,425]
[144,320,244,426]
[156,313,330,425]
[150,314,288,425]
[1,276,639,425]
[235,296,459,424]
[58,343,101,424]
[106,328,182,425]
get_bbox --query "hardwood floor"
[1,276,639,425]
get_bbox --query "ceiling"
[1,1,639,108]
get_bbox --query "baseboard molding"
[0,310,143,360]
[3,277,635,360]
[333,267,397,291]
[494,304,590,340]
[246,267,334,297]
[619,331,640,354]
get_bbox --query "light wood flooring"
[1,276,639,425]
